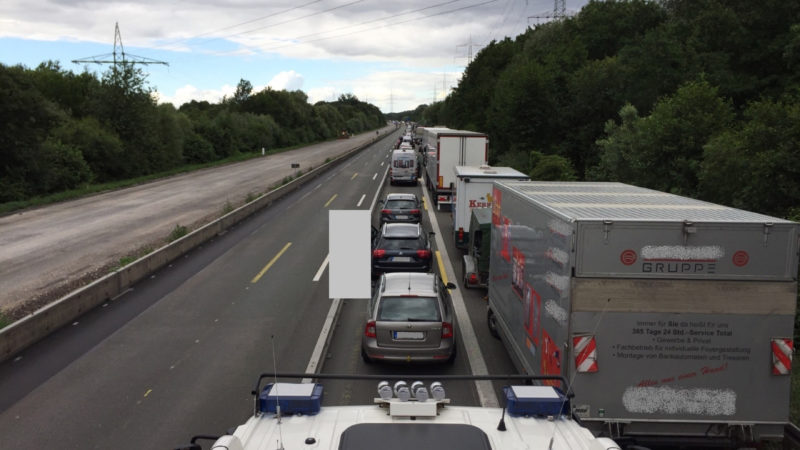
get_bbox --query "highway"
[0,127,517,449]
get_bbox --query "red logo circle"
[732,251,749,267]
[620,250,637,266]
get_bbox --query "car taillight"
[458,227,464,242]
[410,209,420,214]
[469,273,478,284]
[365,320,376,338]
[381,209,391,214]
[442,322,453,339]
[373,249,386,258]
[416,249,431,259]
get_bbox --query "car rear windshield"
[385,200,417,209]
[377,296,440,322]
[378,237,424,249]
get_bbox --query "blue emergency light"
[503,385,567,417]
[259,382,323,416]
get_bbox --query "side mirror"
[446,282,457,290]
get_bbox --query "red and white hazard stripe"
[573,335,598,373]
[772,338,793,375]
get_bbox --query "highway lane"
[0,129,404,449]
[0,127,393,314]
[320,147,518,407]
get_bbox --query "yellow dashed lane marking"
[324,194,338,207]
[251,242,292,283]
[435,251,449,287]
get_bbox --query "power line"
[155,0,325,50]
[260,0,499,53]
[205,0,367,45]
[285,0,463,44]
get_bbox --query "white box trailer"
[486,181,800,446]
[452,165,528,248]
[421,128,487,209]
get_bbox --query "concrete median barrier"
[0,130,394,363]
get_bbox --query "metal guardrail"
[784,422,800,449]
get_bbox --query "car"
[379,193,422,224]
[371,223,432,276]
[361,272,457,364]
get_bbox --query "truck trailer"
[486,181,799,446]
[453,165,528,248]
[421,128,487,209]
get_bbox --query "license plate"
[396,215,408,219]
[394,331,424,340]
[391,256,412,262]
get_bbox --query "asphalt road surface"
[0,127,392,313]
[0,128,518,449]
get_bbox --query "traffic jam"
[359,123,800,447]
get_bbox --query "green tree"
[700,98,800,217]
[50,117,125,182]
[529,151,577,181]
[593,80,734,196]
[0,63,65,201]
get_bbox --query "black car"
[372,223,432,276]
[380,193,422,224]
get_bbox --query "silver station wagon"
[362,272,456,364]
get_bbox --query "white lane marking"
[380,161,384,166]
[420,181,499,408]
[302,165,389,381]
[370,166,390,211]
[357,194,366,207]
[372,173,377,180]
[313,183,322,191]
[302,298,340,383]
[313,254,329,282]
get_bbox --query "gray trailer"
[486,181,799,446]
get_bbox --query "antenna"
[270,335,285,450]
[72,22,168,67]
[548,297,611,443]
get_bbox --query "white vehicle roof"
[386,193,417,201]
[454,165,529,179]
[381,223,421,238]
[381,272,437,296]
[210,380,621,450]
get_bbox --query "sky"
[0,0,588,113]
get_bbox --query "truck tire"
[487,309,500,339]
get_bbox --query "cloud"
[268,70,304,91]
[155,83,236,106]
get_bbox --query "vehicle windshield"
[377,296,440,322]
[385,200,417,209]
[378,237,423,250]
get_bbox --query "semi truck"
[421,128,488,209]
[452,165,528,249]
[486,180,800,446]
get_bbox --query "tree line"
[390,0,800,220]
[0,62,384,204]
